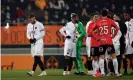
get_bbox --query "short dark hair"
[114,13,121,18]
[28,13,35,18]
[71,13,78,18]
[101,9,108,17]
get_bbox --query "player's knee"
[111,53,117,59]
[99,55,105,59]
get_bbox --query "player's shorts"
[86,37,91,57]
[126,44,133,55]
[98,45,115,55]
[90,47,100,56]
[64,40,76,57]
[31,43,43,57]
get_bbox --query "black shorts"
[99,45,115,55]
[90,47,100,56]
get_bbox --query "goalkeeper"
[71,13,86,75]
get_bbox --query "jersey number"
[99,26,108,35]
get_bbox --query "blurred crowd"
[1,0,133,26]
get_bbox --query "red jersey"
[88,22,100,47]
[90,17,118,45]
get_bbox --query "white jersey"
[26,21,45,56]
[113,22,122,45]
[85,21,92,57]
[27,21,45,44]
[113,22,122,56]
[125,19,133,54]
[59,21,76,57]
[59,21,76,42]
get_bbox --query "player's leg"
[114,44,122,74]
[98,46,106,76]
[123,55,128,75]
[127,45,133,75]
[67,44,76,75]
[87,57,93,75]
[27,45,36,76]
[128,54,133,75]
[109,45,120,76]
[90,47,99,76]
[87,46,93,75]
[76,46,85,75]
[63,44,71,75]
[36,56,47,76]
[35,44,46,76]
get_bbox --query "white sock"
[99,59,105,74]
[113,59,119,74]
[92,60,99,74]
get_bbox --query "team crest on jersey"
[99,47,103,52]
[107,47,112,52]
[35,27,37,29]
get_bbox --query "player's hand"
[66,36,71,39]
[29,39,34,44]
[32,38,36,43]
[29,38,36,44]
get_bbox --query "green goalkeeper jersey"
[75,22,86,47]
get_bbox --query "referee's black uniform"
[117,20,127,73]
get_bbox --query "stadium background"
[1,0,133,70]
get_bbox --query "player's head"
[113,13,121,21]
[101,9,108,17]
[107,12,113,19]
[28,13,36,24]
[71,13,79,23]
[93,12,100,22]
[123,11,131,21]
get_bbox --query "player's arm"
[59,26,67,37]
[85,22,91,36]
[78,22,86,38]
[34,23,45,40]
[89,23,99,41]
[111,20,119,38]
[113,25,122,43]
[59,24,71,39]
[26,25,31,39]
[26,24,34,44]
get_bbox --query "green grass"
[1,69,133,80]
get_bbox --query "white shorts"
[31,43,43,57]
[114,44,120,56]
[126,44,133,55]
[64,39,76,57]
[86,37,91,57]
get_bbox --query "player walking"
[27,14,46,76]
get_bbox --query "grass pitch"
[1,69,133,80]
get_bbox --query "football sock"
[88,59,92,71]
[113,59,118,74]
[68,57,73,71]
[99,59,105,74]
[32,56,38,71]
[123,58,127,73]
